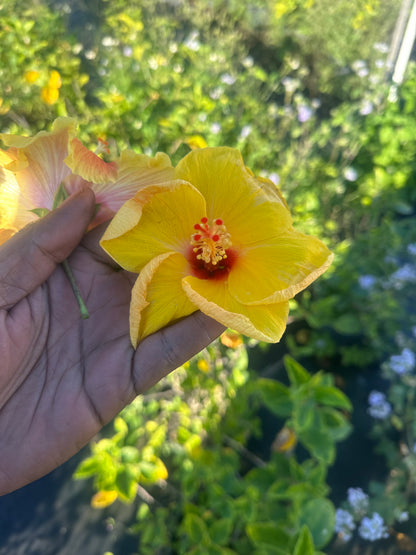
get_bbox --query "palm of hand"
[0,192,223,494]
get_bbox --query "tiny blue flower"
[358,513,389,541]
[389,348,416,375]
[335,508,355,541]
[347,487,369,517]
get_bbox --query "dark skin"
[0,188,224,495]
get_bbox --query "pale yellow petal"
[90,150,174,215]
[182,276,289,343]
[229,230,334,304]
[130,252,196,347]
[65,138,118,184]
[0,118,75,209]
[0,165,37,244]
[174,147,292,247]
[100,180,206,272]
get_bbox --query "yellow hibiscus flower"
[100,147,333,347]
[0,118,174,245]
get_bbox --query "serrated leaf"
[255,378,293,417]
[314,385,352,411]
[284,356,311,386]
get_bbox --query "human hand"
[0,188,225,495]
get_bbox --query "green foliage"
[3,0,416,550]
[74,345,348,553]
[257,356,352,464]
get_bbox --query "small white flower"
[242,55,254,68]
[297,105,313,123]
[209,87,223,100]
[239,125,252,139]
[85,50,97,60]
[358,513,389,541]
[360,100,374,116]
[184,31,200,52]
[123,46,133,57]
[169,42,178,53]
[268,172,280,185]
[352,60,365,70]
[282,77,299,93]
[374,42,389,54]
[335,508,355,541]
[220,73,236,86]
[210,122,221,134]
[344,167,358,182]
[102,36,118,47]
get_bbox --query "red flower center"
[188,217,236,280]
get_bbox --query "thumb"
[0,187,96,309]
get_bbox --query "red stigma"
[194,224,201,230]
[201,217,208,224]
[215,219,223,225]
[193,234,201,241]
[212,234,220,241]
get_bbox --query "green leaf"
[255,378,293,417]
[183,513,210,545]
[293,526,315,555]
[246,522,290,548]
[294,398,315,431]
[314,385,352,411]
[300,426,335,464]
[298,499,335,549]
[115,467,137,502]
[209,518,233,545]
[73,457,101,479]
[284,356,311,386]
[52,182,69,209]
[320,407,352,441]
[29,207,50,218]
[332,314,361,335]
[120,446,140,464]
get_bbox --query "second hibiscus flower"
[100,147,333,347]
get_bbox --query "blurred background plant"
[2,0,416,553]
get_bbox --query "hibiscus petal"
[65,138,118,185]
[0,118,75,210]
[100,180,206,272]
[229,229,334,305]
[108,150,174,209]
[174,147,292,247]
[0,164,37,245]
[130,252,196,347]
[182,276,289,343]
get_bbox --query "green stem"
[61,259,90,319]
